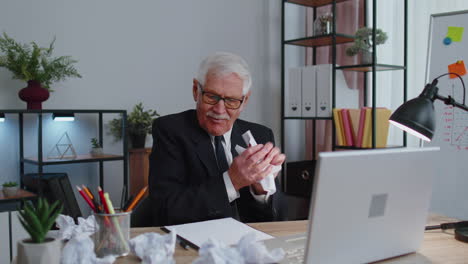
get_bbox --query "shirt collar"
[209,128,233,144]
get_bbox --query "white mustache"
[207,111,230,120]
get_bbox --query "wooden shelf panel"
[336,64,406,72]
[284,34,354,47]
[334,145,405,150]
[23,154,124,165]
[0,189,36,202]
[284,117,333,120]
[286,0,351,8]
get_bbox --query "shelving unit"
[0,109,128,199]
[281,0,407,196]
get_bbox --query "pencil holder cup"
[93,211,131,258]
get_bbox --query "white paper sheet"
[164,217,273,248]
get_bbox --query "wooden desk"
[117,214,468,264]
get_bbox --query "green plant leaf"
[23,202,44,238]
[44,204,63,233]
[0,32,81,91]
[18,215,42,243]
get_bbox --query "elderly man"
[149,52,286,225]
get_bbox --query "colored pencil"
[98,186,110,214]
[82,185,94,200]
[125,186,148,212]
[104,192,129,251]
[76,186,96,212]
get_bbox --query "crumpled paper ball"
[61,234,116,264]
[129,231,176,264]
[55,214,97,240]
[193,232,285,264]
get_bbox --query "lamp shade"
[389,96,435,142]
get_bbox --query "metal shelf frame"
[281,0,408,193]
[0,109,129,200]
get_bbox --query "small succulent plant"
[2,181,18,187]
[17,197,62,243]
[91,137,101,148]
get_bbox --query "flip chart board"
[426,10,468,219]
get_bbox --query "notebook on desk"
[264,147,440,264]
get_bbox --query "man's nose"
[212,99,226,113]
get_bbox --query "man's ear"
[240,90,252,111]
[192,78,198,102]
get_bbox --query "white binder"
[316,64,332,117]
[301,66,316,117]
[285,67,302,117]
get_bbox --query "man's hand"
[229,142,286,191]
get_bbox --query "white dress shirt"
[209,130,269,204]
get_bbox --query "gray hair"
[197,52,252,95]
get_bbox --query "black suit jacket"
[148,109,278,225]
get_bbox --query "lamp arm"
[434,94,468,112]
[433,72,466,105]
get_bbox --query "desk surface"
[117,214,468,264]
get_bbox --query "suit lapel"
[190,112,219,179]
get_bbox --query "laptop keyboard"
[284,247,305,264]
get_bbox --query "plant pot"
[2,186,18,197]
[17,237,61,264]
[90,147,103,156]
[18,80,50,110]
[361,50,373,64]
[130,133,146,148]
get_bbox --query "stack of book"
[333,107,392,148]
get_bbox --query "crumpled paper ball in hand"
[193,232,285,264]
[129,231,177,264]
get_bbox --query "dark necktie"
[215,135,239,219]
[215,136,229,173]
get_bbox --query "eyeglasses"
[197,83,244,110]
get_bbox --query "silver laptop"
[264,147,439,264]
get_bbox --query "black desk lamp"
[389,72,468,142]
[389,72,468,242]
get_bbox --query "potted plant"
[2,181,19,197]
[313,12,333,36]
[108,103,159,148]
[0,32,82,109]
[345,27,388,64]
[17,197,63,264]
[90,137,103,156]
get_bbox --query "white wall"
[0,0,281,212]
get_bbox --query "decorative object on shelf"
[313,12,333,36]
[17,197,63,264]
[47,132,77,159]
[109,102,160,148]
[390,73,468,141]
[345,27,388,64]
[0,32,82,109]
[2,181,18,197]
[90,137,103,156]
